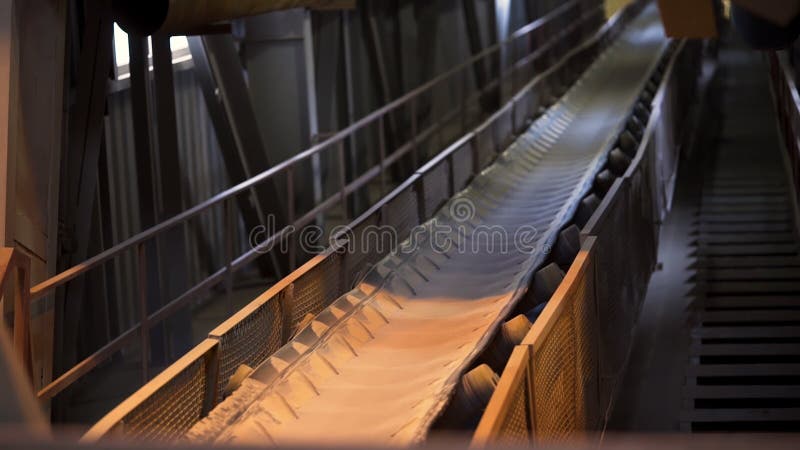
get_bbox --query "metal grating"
[475,125,497,171]
[495,381,532,445]
[119,357,207,442]
[681,43,800,431]
[532,312,578,441]
[421,160,451,220]
[341,214,386,290]
[383,185,420,243]
[289,252,344,326]
[452,141,474,193]
[572,261,600,430]
[215,297,283,399]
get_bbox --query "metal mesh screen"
[118,352,209,441]
[475,126,497,171]
[571,254,601,430]
[452,141,474,193]
[494,107,515,151]
[421,160,451,220]
[341,214,386,290]
[290,252,344,326]
[494,380,533,445]
[383,185,420,243]
[513,91,534,135]
[532,308,578,441]
[215,297,283,399]
[590,183,635,405]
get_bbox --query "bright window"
[112,23,192,79]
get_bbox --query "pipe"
[112,0,355,35]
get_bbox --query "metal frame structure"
[768,51,800,241]
[472,37,706,443]
[79,1,629,440]
[12,0,605,415]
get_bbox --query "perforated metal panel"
[383,185,420,243]
[495,381,533,445]
[215,297,283,399]
[452,141,474,193]
[118,353,209,441]
[341,214,386,290]
[532,310,577,441]
[290,252,344,326]
[494,107,515,151]
[420,160,451,220]
[475,126,497,171]
[571,256,601,430]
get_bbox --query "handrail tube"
[33,0,604,402]
[75,0,626,434]
[29,0,592,300]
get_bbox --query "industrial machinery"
[1,0,800,448]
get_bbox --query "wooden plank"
[695,244,799,256]
[686,363,800,377]
[681,408,800,422]
[692,326,800,339]
[684,385,800,399]
[690,343,800,356]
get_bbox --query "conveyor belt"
[187,5,668,445]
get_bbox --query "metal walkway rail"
[681,42,800,432]
[183,5,669,446]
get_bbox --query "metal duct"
[112,0,354,35]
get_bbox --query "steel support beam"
[361,1,409,178]
[127,36,168,364]
[55,0,114,383]
[461,0,496,112]
[151,34,192,362]
[187,35,282,278]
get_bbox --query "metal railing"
[768,51,800,234]
[472,37,707,444]
[82,0,629,440]
[28,0,606,405]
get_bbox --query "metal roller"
[594,169,617,195]
[553,224,581,270]
[609,147,633,175]
[436,364,499,430]
[619,130,639,157]
[481,315,533,373]
[575,193,602,228]
[112,0,354,35]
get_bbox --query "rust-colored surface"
[655,0,717,38]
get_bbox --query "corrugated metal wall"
[103,66,243,330]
